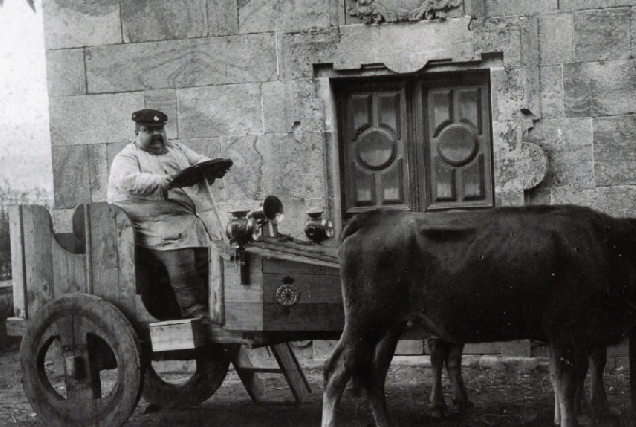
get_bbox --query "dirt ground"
[0,341,633,427]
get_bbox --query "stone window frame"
[302,19,547,235]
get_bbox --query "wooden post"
[208,249,225,324]
[8,205,26,318]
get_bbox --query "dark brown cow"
[322,205,636,427]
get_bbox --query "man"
[107,109,228,318]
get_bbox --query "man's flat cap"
[132,109,168,125]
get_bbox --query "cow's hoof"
[430,406,446,419]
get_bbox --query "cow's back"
[339,205,636,348]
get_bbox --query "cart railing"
[7,203,160,328]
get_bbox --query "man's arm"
[109,150,171,195]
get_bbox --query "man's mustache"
[151,135,164,143]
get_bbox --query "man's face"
[135,125,168,154]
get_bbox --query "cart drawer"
[224,255,343,332]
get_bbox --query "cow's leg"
[322,329,376,427]
[588,347,607,417]
[365,322,407,427]
[322,337,357,427]
[630,327,636,415]
[574,352,589,415]
[549,346,561,426]
[447,342,473,413]
[427,336,448,418]
[550,344,584,427]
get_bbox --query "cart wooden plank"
[90,204,121,306]
[22,205,54,317]
[115,207,137,320]
[9,205,26,318]
[270,343,312,403]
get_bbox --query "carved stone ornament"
[350,0,463,24]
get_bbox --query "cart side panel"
[89,204,121,305]
[52,241,87,296]
[9,205,26,318]
[90,203,143,323]
[223,255,264,331]
[262,259,343,332]
[114,206,139,321]
[21,205,55,317]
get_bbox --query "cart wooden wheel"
[142,343,230,408]
[20,294,143,427]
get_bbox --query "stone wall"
[44,0,636,229]
[41,0,636,358]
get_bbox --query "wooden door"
[340,82,411,215]
[337,73,493,217]
[421,79,493,209]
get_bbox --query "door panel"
[424,82,493,209]
[342,84,410,214]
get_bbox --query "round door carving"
[437,125,479,166]
[356,129,396,170]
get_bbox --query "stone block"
[495,191,525,206]
[395,340,424,355]
[539,13,573,65]
[121,0,207,43]
[144,90,178,139]
[177,83,263,138]
[491,67,529,121]
[471,18,522,67]
[262,79,325,134]
[564,60,636,118]
[463,343,501,354]
[593,115,636,186]
[176,138,223,159]
[501,340,531,357]
[86,33,277,93]
[218,133,327,203]
[551,186,636,217]
[208,0,238,36]
[88,144,108,203]
[46,49,86,97]
[217,135,271,204]
[524,118,594,188]
[49,93,144,146]
[540,65,564,119]
[279,29,341,80]
[333,17,477,73]
[560,0,636,11]
[264,132,327,199]
[239,0,338,33]
[481,0,557,17]
[53,145,91,209]
[43,0,122,50]
[573,8,631,62]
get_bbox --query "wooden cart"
[6,203,342,427]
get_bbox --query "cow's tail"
[339,209,382,244]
